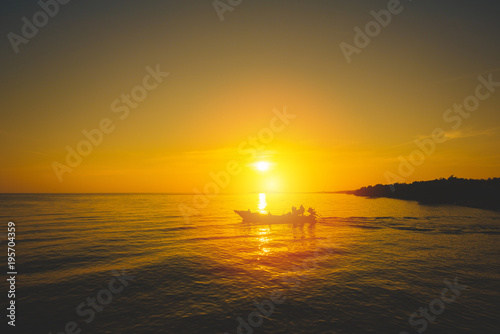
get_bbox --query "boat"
[234,210,317,224]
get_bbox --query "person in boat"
[298,205,305,216]
[291,206,297,215]
[307,207,317,216]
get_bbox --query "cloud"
[21,149,48,156]
[443,127,500,140]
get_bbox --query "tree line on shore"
[347,176,500,211]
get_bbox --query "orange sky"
[1,1,500,193]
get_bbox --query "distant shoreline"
[344,176,500,212]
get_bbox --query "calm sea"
[0,193,499,333]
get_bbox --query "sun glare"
[258,193,267,214]
[255,161,270,171]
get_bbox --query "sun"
[255,161,271,171]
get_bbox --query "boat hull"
[234,210,316,224]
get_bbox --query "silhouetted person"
[307,207,317,216]
[298,205,305,216]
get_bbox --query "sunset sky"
[1,0,499,193]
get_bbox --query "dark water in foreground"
[0,193,499,334]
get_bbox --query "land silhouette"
[343,176,500,212]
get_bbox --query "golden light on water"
[258,193,267,214]
[257,226,271,255]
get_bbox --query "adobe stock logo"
[340,0,409,64]
[52,64,169,182]
[179,107,295,223]
[384,73,500,190]
[48,270,135,334]
[7,0,71,54]
[213,0,243,21]
[400,278,467,334]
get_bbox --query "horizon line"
[0,191,348,195]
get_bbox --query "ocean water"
[0,193,499,334]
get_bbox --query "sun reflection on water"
[256,194,271,255]
[257,226,271,255]
[258,193,267,214]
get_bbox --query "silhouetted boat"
[234,210,317,224]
